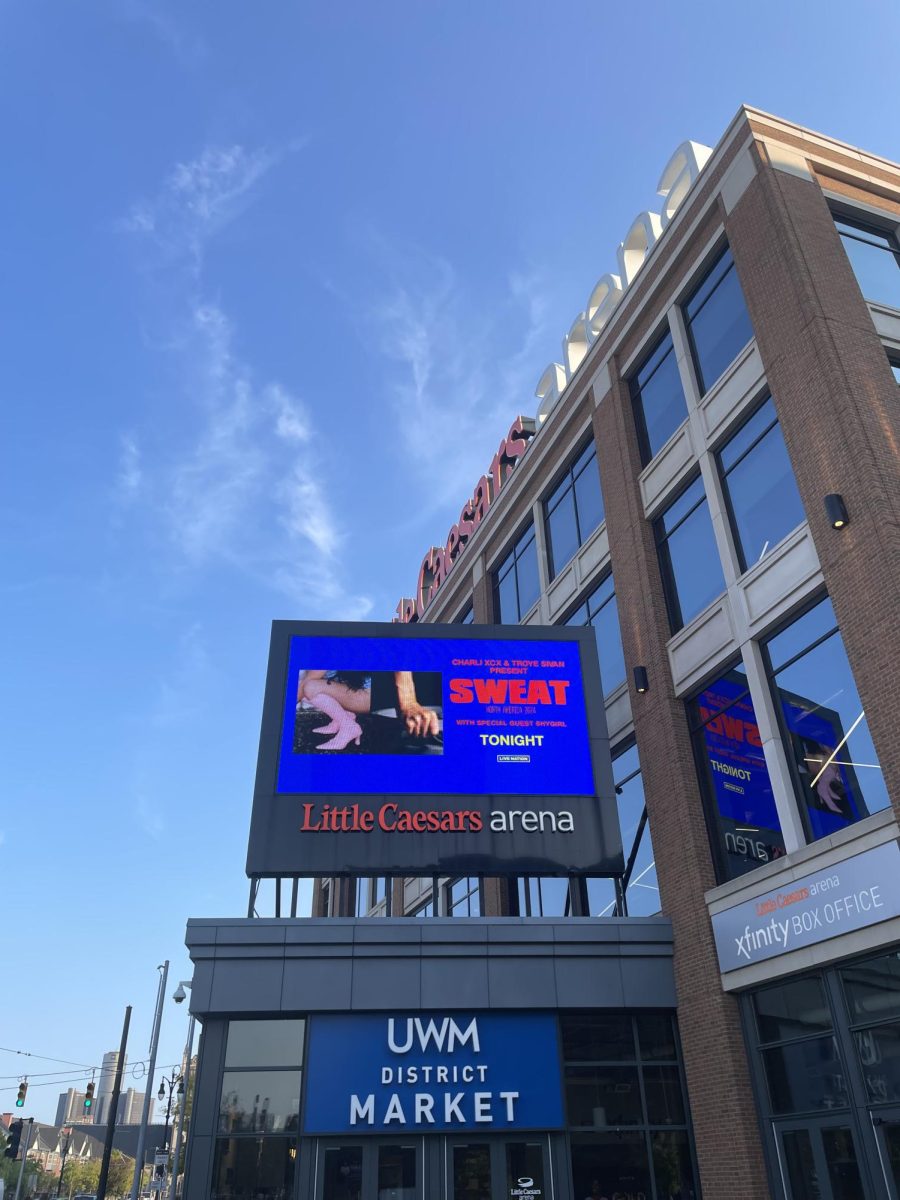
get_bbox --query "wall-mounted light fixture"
[633,666,649,694]
[825,493,849,529]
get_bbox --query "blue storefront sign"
[303,1012,564,1134]
[712,840,900,974]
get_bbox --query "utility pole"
[13,1119,34,1200]
[97,1005,132,1200]
[130,962,168,1200]
[55,1128,72,1200]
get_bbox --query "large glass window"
[517,876,573,917]
[355,877,387,916]
[446,876,481,916]
[745,954,900,1200]
[211,1137,295,1200]
[765,597,887,842]
[629,330,689,464]
[565,574,625,695]
[219,1072,301,1134]
[655,475,726,631]
[841,950,900,1107]
[224,1020,304,1069]
[718,396,806,571]
[835,215,900,309]
[683,245,754,395]
[562,1013,698,1200]
[493,524,540,623]
[587,742,658,918]
[544,440,605,577]
[689,662,785,882]
[217,1019,303,1153]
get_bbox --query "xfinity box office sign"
[246,620,622,877]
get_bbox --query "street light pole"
[167,1014,194,1200]
[168,981,194,1200]
[130,961,169,1200]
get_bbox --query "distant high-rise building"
[93,1050,120,1125]
[54,1088,86,1126]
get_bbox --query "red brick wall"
[725,149,900,823]
[591,367,770,1199]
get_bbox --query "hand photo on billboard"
[294,668,443,756]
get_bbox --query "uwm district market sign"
[303,1012,564,1134]
[246,620,622,878]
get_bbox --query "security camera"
[172,984,186,1004]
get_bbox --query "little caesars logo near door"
[303,1012,563,1134]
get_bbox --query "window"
[562,1013,698,1200]
[890,356,900,385]
[446,876,481,916]
[835,215,900,309]
[211,1137,295,1200]
[587,742,658,918]
[218,1019,303,1145]
[459,605,474,624]
[683,245,753,394]
[764,597,888,842]
[565,574,625,695]
[355,877,387,916]
[718,396,806,570]
[629,329,689,463]
[544,440,605,577]
[689,662,784,882]
[493,524,540,623]
[517,876,573,917]
[654,475,726,632]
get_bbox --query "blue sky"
[2,0,899,1122]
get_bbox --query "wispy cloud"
[362,238,556,517]
[113,0,208,67]
[115,433,143,503]
[118,143,370,620]
[119,144,282,273]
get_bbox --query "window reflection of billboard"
[294,669,443,758]
[778,688,869,839]
[695,671,785,876]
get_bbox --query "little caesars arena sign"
[246,621,622,879]
[394,140,712,623]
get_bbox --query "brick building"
[182,107,900,1200]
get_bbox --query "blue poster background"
[277,635,594,796]
[697,674,779,831]
[303,1012,564,1134]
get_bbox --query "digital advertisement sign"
[303,1012,564,1134]
[246,621,622,878]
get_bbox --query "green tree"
[105,1152,135,1198]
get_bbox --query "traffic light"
[15,1080,27,1108]
[84,1081,95,1112]
[4,1119,23,1159]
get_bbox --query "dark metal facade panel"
[185,916,675,1016]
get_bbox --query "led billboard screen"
[246,621,622,878]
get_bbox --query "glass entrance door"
[445,1136,550,1200]
[775,1119,866,1199]
[872,1109,900,1199]
[314,1141,421,1200]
